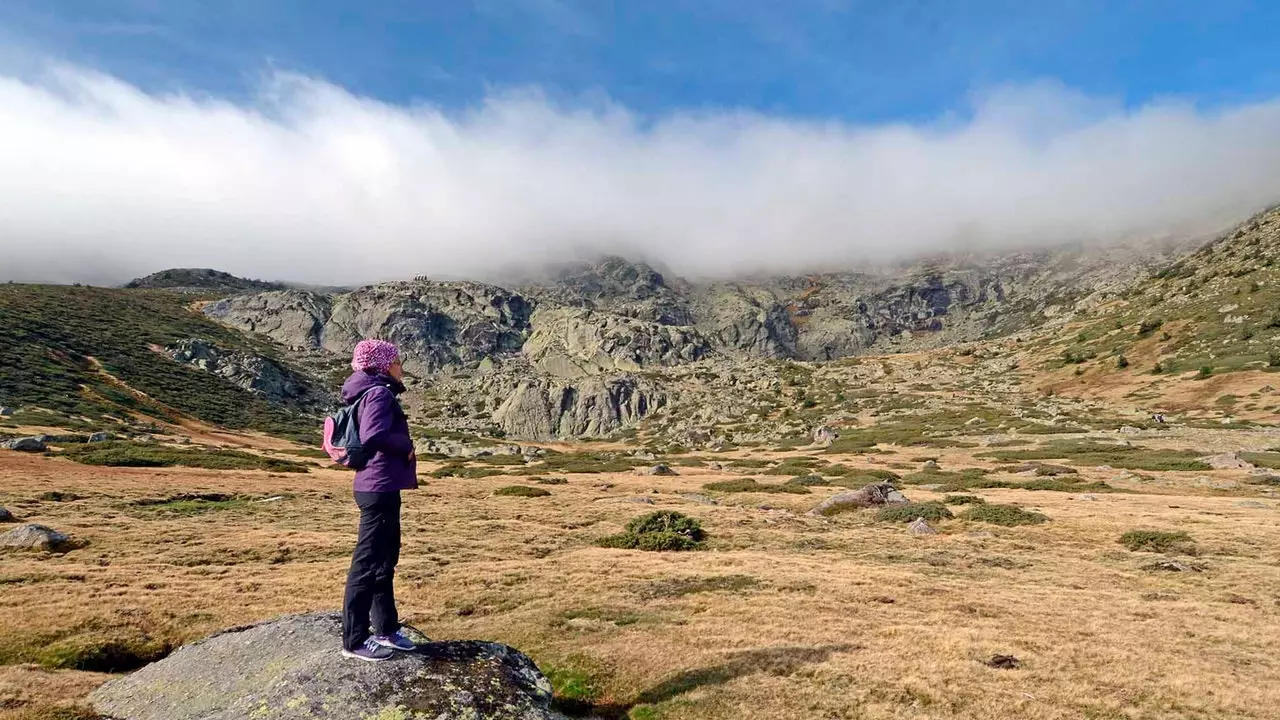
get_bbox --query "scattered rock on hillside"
[0,507,15,523]
[0,524,70,551]
[642,464,678,476]
[1200,452,1255,470]
[88,432,111,443]
[0,406,13,416]
[89,613,562,720]
[0,437,46,452]
[907,517,938,535]
[807,482,907,516]
[812,426,839,445]
[984,654,1021,670]
[921,459,940,471]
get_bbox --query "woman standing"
[340,339,419,662]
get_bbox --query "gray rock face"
[90,613,564,720]
[165,339,325,410]
[324,282,533,374]
[812,426,839,445]
[88,432,111,443]
[0,523,69,550]
[204,290,332,350]
[524,307,711,378]
[642,464,678,476]
[1,436,47,452]
[493,376,662,441]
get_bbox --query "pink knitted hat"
[351,339,401,373]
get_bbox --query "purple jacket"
[342,371,418,492]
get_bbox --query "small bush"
[876,502,953,523]
[1198,366,1213,379]
[596,510,706,552]
[963,504,1048,526]
[493,485,551,497]
[943,494,987,505]
[1268,351,1280,368]
[1137,318,1164,337]
[529,476,568,485]
[1120,529,1194,553]
[785,475,830,486]
[1116,355,1130,369]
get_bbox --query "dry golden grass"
[3,427,1280,720]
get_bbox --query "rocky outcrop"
[204,290,331,350]
[89,613,564,720]
[165,340,326,410]
[321,281,533,373]
[0,437,46,452]
[0,507,15,523]
[493,376,663,440]
[524,307,712,378]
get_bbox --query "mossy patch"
[57,442,309,473]
[493,485,551,498]
[701,478,810,494]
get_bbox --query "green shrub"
[529,475,568,485]
[596,510,706,552]
[493,485,551,497]
[1116,355,1130,369]
[943,494,987,505]
[57,442,309,473]
[875,502,953,523]
[1198,366,1213,379]
[1137,318,1164,337]
[1119,529,1194,553]
[963,504,1048,526]
[701,478,810,494]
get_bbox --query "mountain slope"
[0,285,324,439]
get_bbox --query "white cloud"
[2,65,1280,286]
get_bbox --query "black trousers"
[342,490,401,651]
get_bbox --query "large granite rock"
[165,339,326,410]
[0,523,70,550]
[493,376,663,440]
[523,307,712,378]
[89,613,565,720]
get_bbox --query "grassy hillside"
[1036,206,1280,377]
[0,284,318,440]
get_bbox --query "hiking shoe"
[372,630,417,652]
[342,638,395,662]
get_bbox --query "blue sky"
[2,1,1279,122]
[4,2,1280,285]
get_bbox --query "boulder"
[907,517,937,535]
[88,432,111,443]
[921,459,940,471]
[812,426,839,445]
[643,464,678,476]
[0,406,13,416]
[0,506,14,523]
[1200,452,1255,471]
[807,482,907,516]
[0,436,47,452]
[89,613,563,720]
[0,523,69,551]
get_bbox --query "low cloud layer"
[3,65,1280,286]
